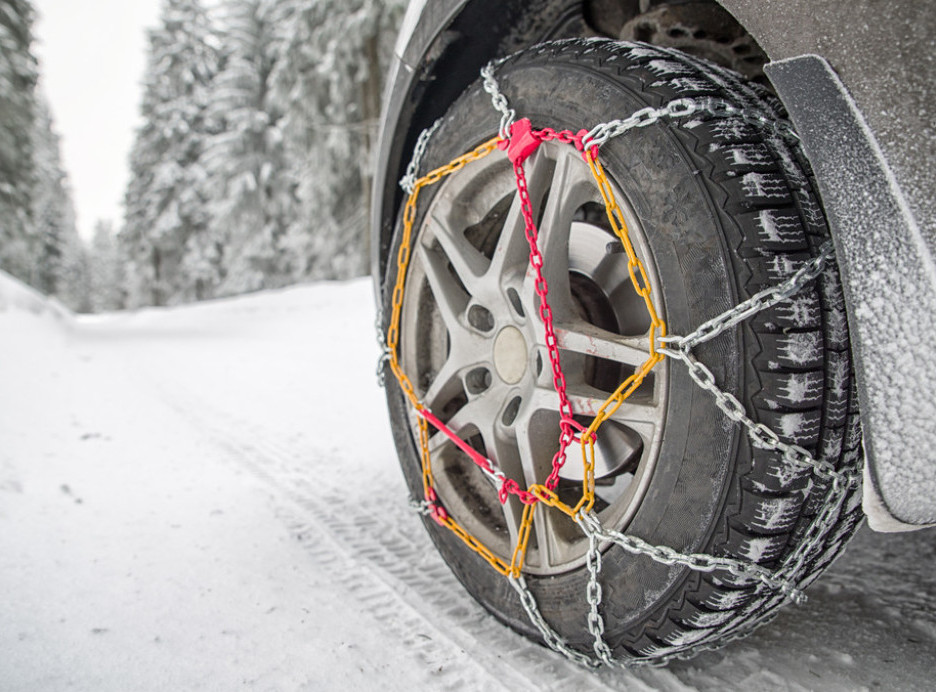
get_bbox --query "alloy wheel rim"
[400,141,668,575]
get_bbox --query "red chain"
[499,119,596,492]
[421,118,598,509]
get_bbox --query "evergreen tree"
[121,0,219,307]
[30,93,80,298]
[201,0,297,296]
[0,0,38,284]
[270,0,405,281]
[56,229,91,313]
[88,220,125,312]
[117,0,407,305]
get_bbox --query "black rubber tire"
[382,39,863,663]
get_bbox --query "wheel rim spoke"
[564,383,660,422]
[514,394,559,486]
[533,504,564,568]
[425,213,489,297]
[529,151,575,297]
[555,320,651,368]
[486,192,531,297]
[422,355,464,412]
[445,387,498,438]
[416,242,469,336]
[513,420,566,568]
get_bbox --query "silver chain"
[583,521,616,665]
[409,498,433,516]
[375,309,391,387]
[509,575,599,668]
[480,58,516,140]
[581,98,700,149]
[398,55,862,669]
[658,345,851,483]
[661,242,835,352]
[399,118,441,194]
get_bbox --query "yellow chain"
[575,155,666,514]
[387,136,503,413]
[387,135,513,578]
[387,137,667,577]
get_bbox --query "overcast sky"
[32,0,163,240]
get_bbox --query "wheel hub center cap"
[493,326,528,384]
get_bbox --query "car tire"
[382,38,863,662]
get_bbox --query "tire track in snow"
[156,383,688,692]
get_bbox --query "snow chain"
[380,55,862,669]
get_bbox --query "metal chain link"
[581,98,700,149]
[509,575,599,668]
[575,510,798,597]
[662,242,835,352]
[659,345,850,482]
[583,524,615,665]
[394,57,862,669]
[375,308,391,387]
[408,498,433,516]
[399,119,442,194]
[481,58,516,140]
[657,240,849,485]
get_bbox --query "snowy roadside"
[1,275,935,691]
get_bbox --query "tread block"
[753,292,823,332]
[738,491,803,534]
[755,370,825,411]
[708,142,778,175]
[754,330,824,371]
[756,407,822,447]
[691,579,755,611]
[741,209,810,252]
[821,350,852,430]
[725,525,789,564]
[745,446,812,492]
[684,116,763,146]
[723,172,793,211]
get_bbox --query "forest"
[0,0,405,311]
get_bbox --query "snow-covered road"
[2,275,935,691]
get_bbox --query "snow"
[3,272,936,690]
[777,371,820,405]
[777,331,821,366]
[776,411,810,440]
[646,59,693,77]
[738,536,781,564]
[755,210,800,245]
[740,172,788,200]
[661,77,712,94]
[750,497,799,532]
[724,145,773,168]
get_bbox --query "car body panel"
[372,0,936,528]
[765,54,935,528]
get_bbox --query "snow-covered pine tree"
[57,229,91,313]
[0,0,39,285]
[121,0,219,307]
[201,0,297,297]
[270,0,405,282]
[30,93,84,302]
[88,220,125,312]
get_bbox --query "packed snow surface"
[2,273,936,691]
